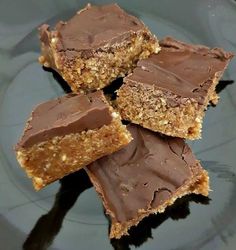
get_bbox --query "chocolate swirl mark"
[120,127,151,166]
[149,188,172,208]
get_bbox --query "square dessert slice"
[39,3,160,93]
[117,37,234,139]
[15,91,132,190]
[86,124,209,239]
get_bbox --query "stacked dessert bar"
[15,3,233,238]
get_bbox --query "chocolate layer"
[39,4,145,54]
[16,91,112,149]
[125,37,233,104]
[86,124,200,223]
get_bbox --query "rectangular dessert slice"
[86,124,209,239]
[15,91,132,190]
[39,3,160,93]
[117,37,233,139]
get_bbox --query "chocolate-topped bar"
[39,3,160,92]
[117,37,233,139]
[15,91,132,190]
[86,124,209,239]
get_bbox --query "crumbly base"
[39,30,160,92]
[16,116,132,190]
[117,82,203,139]
[208,71,225,105]
[117,72,223,140]
[109,167,209,239]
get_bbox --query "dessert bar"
[15,91,131,190]
[86,124,209,238]
[117,37,233,139]
[39,3,160,93]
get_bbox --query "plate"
[0,0,236,249]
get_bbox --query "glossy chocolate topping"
[40,4,145,53]
[16,91,112,149]
[125,37,233,104]
[87,124,199,223]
